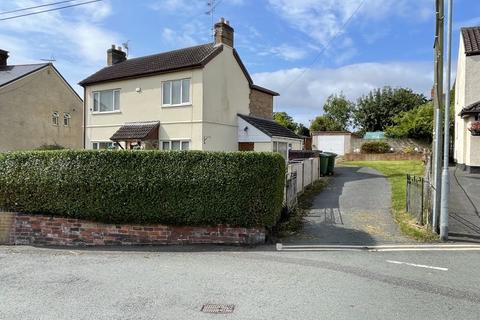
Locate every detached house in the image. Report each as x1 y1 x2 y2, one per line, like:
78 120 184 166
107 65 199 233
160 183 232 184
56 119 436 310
0 49 83 151
79 18 302 156
454 26 480 172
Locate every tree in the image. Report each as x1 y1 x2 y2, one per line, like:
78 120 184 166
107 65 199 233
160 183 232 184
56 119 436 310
273 112 297 132
354 87 427 132
310 115 343 132
296 123 310 136
385 102 434 141
323 93 354 130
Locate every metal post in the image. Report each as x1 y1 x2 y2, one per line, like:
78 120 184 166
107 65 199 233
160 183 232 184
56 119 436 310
440 0 453 241
432 0 444 232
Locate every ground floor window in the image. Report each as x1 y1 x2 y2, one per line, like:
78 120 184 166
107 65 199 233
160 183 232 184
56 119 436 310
92 141 117 150
161 140 190 150
273 141 288 159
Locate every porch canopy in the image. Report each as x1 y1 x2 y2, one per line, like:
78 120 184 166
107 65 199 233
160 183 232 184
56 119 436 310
110 121 159 149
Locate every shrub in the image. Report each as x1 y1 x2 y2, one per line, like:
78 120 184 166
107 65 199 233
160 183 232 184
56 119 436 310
361 141 391 154
0 150 285 228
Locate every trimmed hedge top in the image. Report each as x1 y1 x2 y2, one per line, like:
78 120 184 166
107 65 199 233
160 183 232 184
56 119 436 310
0 150 285 228
361 141 391 154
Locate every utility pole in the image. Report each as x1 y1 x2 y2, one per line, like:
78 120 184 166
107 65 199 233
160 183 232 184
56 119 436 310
432 0 444 233
440 0 453 241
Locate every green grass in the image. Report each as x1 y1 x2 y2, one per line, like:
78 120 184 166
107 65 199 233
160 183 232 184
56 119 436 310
345 161 438 242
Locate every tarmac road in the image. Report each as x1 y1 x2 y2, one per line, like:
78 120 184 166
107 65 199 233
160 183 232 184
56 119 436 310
1 245 480 320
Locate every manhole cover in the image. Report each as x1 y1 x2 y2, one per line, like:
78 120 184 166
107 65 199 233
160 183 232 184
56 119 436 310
201 304 235 314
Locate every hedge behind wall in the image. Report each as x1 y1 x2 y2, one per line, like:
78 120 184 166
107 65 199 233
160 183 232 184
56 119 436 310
0 150 285 227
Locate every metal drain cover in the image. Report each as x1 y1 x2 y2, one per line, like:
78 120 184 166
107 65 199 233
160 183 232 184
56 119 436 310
201 304 235 314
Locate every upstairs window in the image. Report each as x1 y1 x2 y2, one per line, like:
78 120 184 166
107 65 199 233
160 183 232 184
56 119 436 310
162 79 190 106
63 113 71 126
52 112 59 126
93 89 120 112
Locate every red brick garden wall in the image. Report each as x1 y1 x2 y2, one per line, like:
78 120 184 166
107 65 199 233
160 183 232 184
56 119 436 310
0 213 265 246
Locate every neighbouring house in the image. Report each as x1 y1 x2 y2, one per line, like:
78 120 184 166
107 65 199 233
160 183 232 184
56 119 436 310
79 18 302 154
311 131 354 155
0 49 83 151
454 26 480 173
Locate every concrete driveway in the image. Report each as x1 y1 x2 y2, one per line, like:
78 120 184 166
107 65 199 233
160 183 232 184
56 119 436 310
449 167 480 242
285 166 409 245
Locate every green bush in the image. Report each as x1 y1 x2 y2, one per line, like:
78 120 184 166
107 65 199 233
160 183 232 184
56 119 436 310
361 141 391 154
0 150 285 227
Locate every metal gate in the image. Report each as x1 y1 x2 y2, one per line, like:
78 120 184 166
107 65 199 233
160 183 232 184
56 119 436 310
406 174 431 225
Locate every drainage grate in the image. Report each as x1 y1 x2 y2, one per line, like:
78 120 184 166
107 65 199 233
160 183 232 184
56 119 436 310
201 304 235 314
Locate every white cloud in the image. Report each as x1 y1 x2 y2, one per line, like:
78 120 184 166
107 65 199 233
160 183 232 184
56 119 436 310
161 21 211 48
267 0 433 63
0 0 121 95
259 44 307 61
252 61 433 125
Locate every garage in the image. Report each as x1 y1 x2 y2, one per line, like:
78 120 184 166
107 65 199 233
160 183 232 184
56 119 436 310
311 131 353 155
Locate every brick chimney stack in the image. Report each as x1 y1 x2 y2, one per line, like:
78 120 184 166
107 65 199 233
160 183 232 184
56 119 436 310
214 17 234 47
107 44 126 66
0 49 9 67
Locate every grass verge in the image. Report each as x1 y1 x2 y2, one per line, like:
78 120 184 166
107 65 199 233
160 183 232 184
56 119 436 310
345 160 438 242
277 177 330 238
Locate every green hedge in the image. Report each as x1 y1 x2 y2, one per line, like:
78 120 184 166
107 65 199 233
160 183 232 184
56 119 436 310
0 150 285 227
361 141 391 154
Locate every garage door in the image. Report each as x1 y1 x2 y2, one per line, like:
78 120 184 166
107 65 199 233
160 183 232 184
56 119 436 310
315 135 345 155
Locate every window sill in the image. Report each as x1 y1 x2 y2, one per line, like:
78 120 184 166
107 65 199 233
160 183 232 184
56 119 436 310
92 111 121 115
161 103 192 108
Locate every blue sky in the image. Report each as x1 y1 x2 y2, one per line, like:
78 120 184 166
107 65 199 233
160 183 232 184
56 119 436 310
1 0 479 125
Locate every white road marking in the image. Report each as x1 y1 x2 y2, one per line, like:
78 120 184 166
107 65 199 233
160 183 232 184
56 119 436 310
386 259 448 271
276 243 480 252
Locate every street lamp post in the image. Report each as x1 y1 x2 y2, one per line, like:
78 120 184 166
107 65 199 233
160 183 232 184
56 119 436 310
440 0 453 241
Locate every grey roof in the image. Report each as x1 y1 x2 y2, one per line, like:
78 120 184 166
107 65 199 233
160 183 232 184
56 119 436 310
462 27 480 56
110 121 160 141
80 43 223 86
0 63 48 88
238 114 301 140
459 101 480 117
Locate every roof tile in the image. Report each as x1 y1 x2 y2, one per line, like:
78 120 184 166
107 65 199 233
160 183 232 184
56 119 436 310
238 114 301 140
80 43 222 86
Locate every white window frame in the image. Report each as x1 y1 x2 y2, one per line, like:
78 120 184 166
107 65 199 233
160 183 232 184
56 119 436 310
52 112 59 126
160 140 190 150
92 89 120 113
161 78 191 107
63 113 71 127
273 141 288 159
92 141 117 150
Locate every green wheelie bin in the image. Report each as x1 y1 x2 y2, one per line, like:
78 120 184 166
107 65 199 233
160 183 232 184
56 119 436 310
319 153 329 176
324 152 337 175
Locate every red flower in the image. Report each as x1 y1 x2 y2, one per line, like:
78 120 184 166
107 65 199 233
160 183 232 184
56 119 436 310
469 121 480 133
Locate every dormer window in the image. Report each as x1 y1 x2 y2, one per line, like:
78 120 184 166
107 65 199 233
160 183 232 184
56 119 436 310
93 89 120 113
162 79 190 106
63 113 71 126
52 112 59 126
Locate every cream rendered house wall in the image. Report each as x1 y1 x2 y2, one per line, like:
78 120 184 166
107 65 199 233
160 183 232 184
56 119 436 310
455 36 480 167
84 69 204 150
0 65 82 151
202 46 250 151
454 37 467 164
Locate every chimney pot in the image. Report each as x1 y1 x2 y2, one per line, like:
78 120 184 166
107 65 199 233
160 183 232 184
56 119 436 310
214 18 234 47
107 45 127 66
